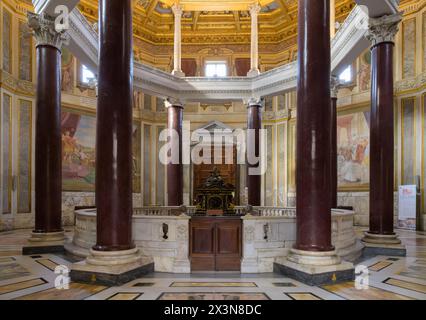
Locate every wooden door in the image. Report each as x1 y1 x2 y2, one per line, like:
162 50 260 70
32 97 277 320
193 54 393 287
190 217 242 271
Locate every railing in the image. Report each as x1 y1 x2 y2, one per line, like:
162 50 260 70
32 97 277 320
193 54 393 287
132 206 297 217
133 206 186 216
254 207 296 218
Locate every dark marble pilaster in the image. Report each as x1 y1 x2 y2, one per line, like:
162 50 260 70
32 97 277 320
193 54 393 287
295 0 333 252
93 0 134 252
23 12 68 254
166 99 184 206
330 76 339 209
246 98 263 206
362 14 405 255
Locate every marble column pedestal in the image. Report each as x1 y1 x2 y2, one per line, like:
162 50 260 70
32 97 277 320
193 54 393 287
274 249 354 286
362 232 406 257
22 231 65 255
70 248 154 286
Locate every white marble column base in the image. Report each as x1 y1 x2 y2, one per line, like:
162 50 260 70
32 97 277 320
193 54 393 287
276 249 354 275
72 248 153 275
362 232 402 246
27 231 65 244
172 69 185 77
247 69 260 77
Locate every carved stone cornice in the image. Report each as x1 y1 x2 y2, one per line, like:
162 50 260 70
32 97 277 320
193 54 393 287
395 72 426 94
0 70 36 96
27 12 69 51
366 13 403 46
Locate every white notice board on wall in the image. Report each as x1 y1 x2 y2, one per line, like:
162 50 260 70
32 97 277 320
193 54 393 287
398 185 417 230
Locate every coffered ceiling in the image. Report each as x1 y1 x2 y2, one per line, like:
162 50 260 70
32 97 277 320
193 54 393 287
77 0 356 45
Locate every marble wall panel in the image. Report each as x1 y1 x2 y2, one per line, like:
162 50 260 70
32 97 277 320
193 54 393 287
423 12 426 72
403 18 416 79
277 123 285 206
2 9 11 73
156 126 165 205
2 94 11 214
19 21 32 81
143 124 151 205
402 98 415 185
17 100 32 213
264 125 273 205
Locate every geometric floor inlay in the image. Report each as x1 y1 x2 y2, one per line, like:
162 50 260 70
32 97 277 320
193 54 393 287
170 282 257 287
106 292 143 300
1 228 426 300
368 261 393 272
157 292 270 300
35 259 59 271
0 263 31 281
15 283 107 300
322 281 413 300
272 282 297 287
286 293 322 300
0 278 47 295
383 278 426 294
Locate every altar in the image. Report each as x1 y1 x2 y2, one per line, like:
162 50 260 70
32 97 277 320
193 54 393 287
194 167 237 215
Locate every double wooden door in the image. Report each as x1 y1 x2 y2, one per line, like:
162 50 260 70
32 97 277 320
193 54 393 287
190 217 242 271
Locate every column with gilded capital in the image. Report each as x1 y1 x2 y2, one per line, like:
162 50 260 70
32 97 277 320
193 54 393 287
362 14 406 256
23 12 68 254
70 0 153 286
172 4 185 77
330 76 339 209
246 98 263 206
166 98 184 206
247 3 261 77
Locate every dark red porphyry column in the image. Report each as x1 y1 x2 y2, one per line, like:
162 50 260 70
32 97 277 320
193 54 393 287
94 0 134 251
26 13 68 247
166 99 184 206
364 14 403 249
246 98 263 206
330 77 339 209
295 0 333 252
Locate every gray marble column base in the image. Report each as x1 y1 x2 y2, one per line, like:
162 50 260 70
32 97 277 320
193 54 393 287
70 248 154 286
362 232 406 257
22 231 65 255
273 249 355 286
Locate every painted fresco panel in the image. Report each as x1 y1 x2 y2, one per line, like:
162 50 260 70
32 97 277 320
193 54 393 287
337 110 370 189
61 48 74 92
61 109 141 192
358 50 371 92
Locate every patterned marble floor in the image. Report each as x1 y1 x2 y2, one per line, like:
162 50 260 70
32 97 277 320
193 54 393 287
0 228 425 300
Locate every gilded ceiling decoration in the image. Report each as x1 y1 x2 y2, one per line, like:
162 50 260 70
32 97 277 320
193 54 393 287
78 0 356 45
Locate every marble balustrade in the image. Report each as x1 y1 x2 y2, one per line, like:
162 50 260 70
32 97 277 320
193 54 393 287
67 206 362 273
